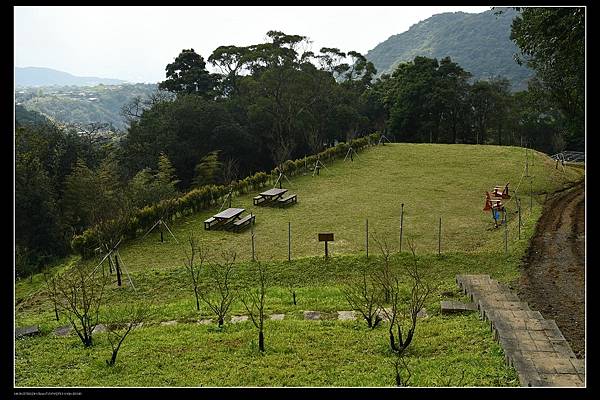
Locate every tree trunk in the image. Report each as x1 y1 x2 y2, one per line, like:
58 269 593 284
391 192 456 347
389 328 397 351
108 350 118 366
194 290 200 311
258 330 264 352
292 291 296 305
218 317 224 327
115 255 122 287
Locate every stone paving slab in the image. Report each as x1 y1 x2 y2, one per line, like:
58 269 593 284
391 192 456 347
455 274 584 387
197 319 213 325
337 311 356 321
54 325 72 336
160 320 178 326
231 315 249 323
270 314 285 321
303 311 321 320
15 325 40 338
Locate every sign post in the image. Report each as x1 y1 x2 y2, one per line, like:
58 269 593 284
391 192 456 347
318 233 334 258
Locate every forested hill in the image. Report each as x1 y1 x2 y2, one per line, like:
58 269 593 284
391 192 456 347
15 83 158 130
365 8 533 91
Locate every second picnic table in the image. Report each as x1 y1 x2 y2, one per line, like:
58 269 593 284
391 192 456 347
253 188 287 205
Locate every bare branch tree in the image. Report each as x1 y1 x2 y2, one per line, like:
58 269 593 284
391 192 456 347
371 232 393 303
105 303 152 366
240 262 267 352
376 238 431 354
43 272 60 321
392 353 412 387
51 263 109 347
221 157 240 186
183 235 208 311
198 250 237 327
287 282 297 305
271 132 295 170
120 96 145 125
342 266 381 329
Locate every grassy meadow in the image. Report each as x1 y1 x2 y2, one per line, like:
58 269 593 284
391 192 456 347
14 143 583 387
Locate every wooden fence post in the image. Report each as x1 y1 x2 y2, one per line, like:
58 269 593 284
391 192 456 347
366 218 369 258
400 203 404 253
504 211 508 256
438 217 442 256
251 215 255 262
517 197 521 240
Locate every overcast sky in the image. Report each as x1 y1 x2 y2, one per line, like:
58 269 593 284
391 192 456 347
14 6 492 83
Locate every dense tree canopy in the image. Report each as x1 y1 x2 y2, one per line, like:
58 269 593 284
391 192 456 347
510 7 585 149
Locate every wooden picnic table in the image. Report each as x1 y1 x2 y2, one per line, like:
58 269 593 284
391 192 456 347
214 207 245 221
259 188 288 201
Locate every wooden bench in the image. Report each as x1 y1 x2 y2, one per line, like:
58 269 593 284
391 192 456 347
277 194 297 207
253 195 266 206
204 217 218 230
233 214 255 231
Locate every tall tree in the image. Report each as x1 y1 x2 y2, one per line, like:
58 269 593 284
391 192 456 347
159 49 217 98
510 7 585 149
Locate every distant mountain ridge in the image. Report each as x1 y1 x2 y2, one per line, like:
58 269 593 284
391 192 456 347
15 67 126 87
366 8 533 91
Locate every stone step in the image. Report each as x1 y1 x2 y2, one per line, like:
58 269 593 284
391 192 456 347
440 300 478 314
454 273 583 387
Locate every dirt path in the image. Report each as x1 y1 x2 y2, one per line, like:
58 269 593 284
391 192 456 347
518 180 585 358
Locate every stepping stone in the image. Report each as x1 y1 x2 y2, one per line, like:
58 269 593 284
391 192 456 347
416 307 428 318
54 325 72 337
231 315 249 323
15 325 40 338
337 311 356 321
93 324 107 333
160 320 178 326
270 314 285 321
303 311 321 320
197 319 213 325
441 301 478 314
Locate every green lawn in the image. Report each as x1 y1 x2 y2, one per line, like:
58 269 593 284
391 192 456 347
113 143 582 271
14 143 583 387
16 315 517 387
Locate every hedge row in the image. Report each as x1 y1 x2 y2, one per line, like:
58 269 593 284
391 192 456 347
72 132 381 257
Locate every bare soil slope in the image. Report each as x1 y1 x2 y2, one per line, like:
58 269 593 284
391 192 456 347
518 181 585 358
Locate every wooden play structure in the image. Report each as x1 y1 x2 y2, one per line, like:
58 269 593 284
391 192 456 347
483 183 510 228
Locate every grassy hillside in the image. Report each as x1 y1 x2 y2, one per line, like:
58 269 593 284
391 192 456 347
111 143 580 270
14 143 583 387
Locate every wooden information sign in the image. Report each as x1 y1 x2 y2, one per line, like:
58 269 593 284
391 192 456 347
318 233 334 257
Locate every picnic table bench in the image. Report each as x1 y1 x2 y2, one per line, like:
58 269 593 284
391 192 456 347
233 213 255 231
204 217 218 230
277 193 297 207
